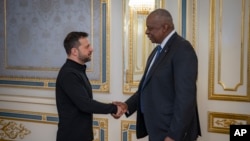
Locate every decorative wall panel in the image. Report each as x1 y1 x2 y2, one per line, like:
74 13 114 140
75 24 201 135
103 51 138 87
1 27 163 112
208 0 250 101
208 112 250 134
93 118 108 141
0 119 31 140
122 0 164 94
0 109 108 141
0 0 110 92
121 120 136 141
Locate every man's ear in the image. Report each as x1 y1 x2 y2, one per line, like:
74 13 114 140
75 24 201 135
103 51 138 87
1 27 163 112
163 24 168 32
71 48 78 56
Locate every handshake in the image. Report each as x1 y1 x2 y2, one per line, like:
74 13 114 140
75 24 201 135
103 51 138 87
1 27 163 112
112 101 128 119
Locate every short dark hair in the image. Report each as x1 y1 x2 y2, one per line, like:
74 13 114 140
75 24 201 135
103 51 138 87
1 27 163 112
63 31 88 55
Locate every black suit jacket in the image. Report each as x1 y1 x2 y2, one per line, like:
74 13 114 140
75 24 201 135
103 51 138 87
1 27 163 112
125 33 201 141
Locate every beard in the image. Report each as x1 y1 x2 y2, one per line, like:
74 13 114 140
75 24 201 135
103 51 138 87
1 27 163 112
78 52 91 63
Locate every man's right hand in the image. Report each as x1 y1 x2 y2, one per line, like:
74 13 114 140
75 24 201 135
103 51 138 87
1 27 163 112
111 101 128 119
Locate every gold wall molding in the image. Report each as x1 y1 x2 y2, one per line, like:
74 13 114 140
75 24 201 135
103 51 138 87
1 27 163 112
0 119 31 140
0 93 56 105
0 0 110 92
208 0 250 101
217 0 244 91
191 0 197 49
121 120 136 141
93 118 108 141
0 109 58 124
122 0 164 94
208 112 250 134
0 109 108 141
177 0 182 34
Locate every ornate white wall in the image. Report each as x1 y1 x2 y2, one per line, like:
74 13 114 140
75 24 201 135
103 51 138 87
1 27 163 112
0 0 249 141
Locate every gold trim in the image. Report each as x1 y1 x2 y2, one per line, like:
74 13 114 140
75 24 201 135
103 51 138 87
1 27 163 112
248 0 250 98
0 109 58 125
0 109 108 141
100 0 110 93
162 0 165 8
0 108 108 141
208 0 216 101
123 0 165 94
218 0 244 91
0 119 31 140
208 0 250 101
93 118 108 141
0 76 55 90
192 0 197 49
121 120 136 141
0 93 55 105
1 0 110 92
208 112 250 134
178 0 182 34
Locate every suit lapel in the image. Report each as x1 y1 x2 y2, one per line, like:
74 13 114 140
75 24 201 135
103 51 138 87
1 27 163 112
142 33 178 88
139 47 158 89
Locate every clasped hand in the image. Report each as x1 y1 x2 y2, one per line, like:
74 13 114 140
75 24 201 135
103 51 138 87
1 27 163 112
112 101 128 119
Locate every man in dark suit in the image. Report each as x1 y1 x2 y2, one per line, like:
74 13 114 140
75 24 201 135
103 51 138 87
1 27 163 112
56 31 123 141
114 9 201 141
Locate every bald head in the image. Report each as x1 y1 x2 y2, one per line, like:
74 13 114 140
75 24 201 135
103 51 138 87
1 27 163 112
148 8 174 29
145 9 175 44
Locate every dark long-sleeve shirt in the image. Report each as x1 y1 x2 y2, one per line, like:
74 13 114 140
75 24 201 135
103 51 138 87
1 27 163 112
56 59 117 141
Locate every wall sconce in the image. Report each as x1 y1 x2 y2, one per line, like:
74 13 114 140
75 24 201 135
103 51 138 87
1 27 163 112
129 0 155 13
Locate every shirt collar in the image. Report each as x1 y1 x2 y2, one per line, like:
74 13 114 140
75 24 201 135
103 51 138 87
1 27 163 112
160 29 176 48
66 59 87 72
